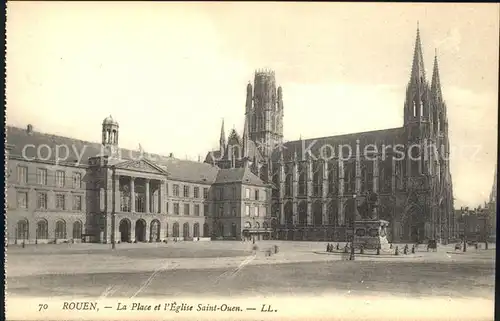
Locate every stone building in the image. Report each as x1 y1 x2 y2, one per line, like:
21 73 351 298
6 117 271 244
206 27 455 243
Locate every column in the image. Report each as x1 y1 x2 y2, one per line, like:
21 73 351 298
145 179 150 213
158 181 163 214
114 174 120 213
130 177 135 213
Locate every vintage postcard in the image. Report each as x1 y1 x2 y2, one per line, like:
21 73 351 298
4 2 498 321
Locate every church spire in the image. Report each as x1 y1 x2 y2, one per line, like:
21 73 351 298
410 23 426 85
243 114 249 158
431 49 443 102
219 119 226 155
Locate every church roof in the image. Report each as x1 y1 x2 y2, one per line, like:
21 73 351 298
270 127 405 162
6 125 219 184
214 166 266 186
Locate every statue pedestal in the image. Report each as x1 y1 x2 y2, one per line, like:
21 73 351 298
353 219 390 251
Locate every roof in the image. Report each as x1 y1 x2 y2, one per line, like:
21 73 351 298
270 127 405 162
6 125 219 184
214 167 266 186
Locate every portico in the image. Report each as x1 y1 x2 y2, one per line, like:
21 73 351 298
109 159 169 243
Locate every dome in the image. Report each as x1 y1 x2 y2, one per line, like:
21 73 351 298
102 115 118 126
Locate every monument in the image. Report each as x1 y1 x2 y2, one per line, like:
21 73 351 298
353 192 391 251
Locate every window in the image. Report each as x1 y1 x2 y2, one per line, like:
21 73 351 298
218 188 224 200
55 170 65 187
184 203 190 215
262 207 267 217
255 190 259 200
183 186 190 198
37 168 47 185
73 195 82 210
194 187 199 198
173 184 180 196
245 205 250 216
245 188 250 199
56 194 65 210
219 206 224 217
37 192 47 209
194 204 200 216
262 191 266 201
17 166 28 184
231 207 237 217
166 202 169 213
73 172 82 188
203 188 209 199
174 203 179 215
17 191 28 208
204 204 209 216
254 207 259 217
17 220 29 240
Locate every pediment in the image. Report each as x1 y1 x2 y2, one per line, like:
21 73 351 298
113 159 168 175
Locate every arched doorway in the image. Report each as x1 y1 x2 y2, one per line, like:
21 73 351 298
150 220 160 242
119 219 131 242
135 219 146 242
72 221 83 240
173 222 179 237
36 219 48 240
55 220 66 239
183 222 190 238
203 223 209 237
193 223 200 238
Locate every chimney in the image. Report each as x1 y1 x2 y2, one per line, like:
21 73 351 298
26 124 33 135
169 153 174 158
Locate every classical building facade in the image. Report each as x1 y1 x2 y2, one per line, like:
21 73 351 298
6 117 271 244
206 28 455 243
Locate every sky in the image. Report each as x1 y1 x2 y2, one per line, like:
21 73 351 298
6 2 499 208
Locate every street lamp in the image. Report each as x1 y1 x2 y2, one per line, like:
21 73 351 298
462 207 468 252
350 193 357 261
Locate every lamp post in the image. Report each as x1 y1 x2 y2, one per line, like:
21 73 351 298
350 193 357 260
462 207 468 252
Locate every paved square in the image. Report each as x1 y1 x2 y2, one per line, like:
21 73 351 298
6 241 495 300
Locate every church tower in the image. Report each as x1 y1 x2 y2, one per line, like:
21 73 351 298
247 69 284 158
404 26 433 178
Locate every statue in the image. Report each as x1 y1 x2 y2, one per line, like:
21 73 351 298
357 192 379 220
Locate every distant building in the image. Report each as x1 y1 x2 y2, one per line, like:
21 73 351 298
206 27 455 243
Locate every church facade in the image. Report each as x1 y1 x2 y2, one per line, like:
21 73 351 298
206 28 456 243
